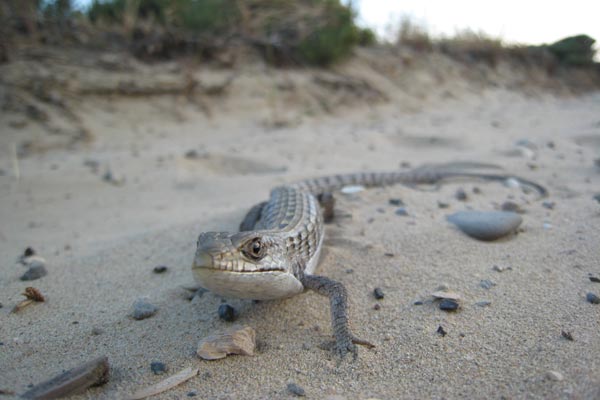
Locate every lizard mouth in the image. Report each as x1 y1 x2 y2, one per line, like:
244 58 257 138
192 254 284 273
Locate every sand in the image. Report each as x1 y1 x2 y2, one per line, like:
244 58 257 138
1 48 599 399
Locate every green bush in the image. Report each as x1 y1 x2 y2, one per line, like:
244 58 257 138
547 35 596 66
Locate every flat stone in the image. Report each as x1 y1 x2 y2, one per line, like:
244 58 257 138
447 211 522 241
431 291 461 300
480 279 496 290
197 326 256 360
373 287 385 299
132 299 158 320
20 265 47 281
545 370 564 381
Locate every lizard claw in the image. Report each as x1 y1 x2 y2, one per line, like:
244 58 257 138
334 334 375 361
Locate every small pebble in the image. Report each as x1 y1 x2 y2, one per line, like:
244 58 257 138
413 300 423 305
437 201 449 209
545 370 564 382
187 390 197 397
373 287 385 299
373 303 381 310
376 207 385 214
472 187 481 194
20 265 47 281
91 327 104 336
475 300 492 307
395 207 409 216
132 299 158 320
480 279 496 290
542 201 555 210
543 222 553 230
501 201 523 213
447 211 522 241
561 330 574 341
492 265 512 272
439 299 460 311
340 185 365 195
384 253 394 257
150 361 167 375
431 291 461 300
287 383 306 397
388 198 404 206
23 247 36 258
455 188 468 201
436 326 447 336
589 276 600 283
153 265 168 274
218 304 236 321
586 292 600 304
593 194 600 204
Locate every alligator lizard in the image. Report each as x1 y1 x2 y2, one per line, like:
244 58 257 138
192 162 546 358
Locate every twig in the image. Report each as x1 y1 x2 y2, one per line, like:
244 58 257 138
11 287 45 313
128 367 199 400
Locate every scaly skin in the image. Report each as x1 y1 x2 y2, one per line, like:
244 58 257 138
192 162 546 358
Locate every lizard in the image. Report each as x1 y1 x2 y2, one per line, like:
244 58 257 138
192 162 547 359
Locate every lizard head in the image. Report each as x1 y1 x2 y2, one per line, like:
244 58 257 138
192 231 304 300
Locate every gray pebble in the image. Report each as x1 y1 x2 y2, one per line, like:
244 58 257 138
132 299 158 320
492 265 512 272
586 292 600 304
437 326 447 336
437 201 449 209
439 299 460 311
150 361 168 375
388 198 404 206
373 287 385 299
589 276 600 283
218 304 236 321
395 207 409 216
545 370 564 382
187 390 197 397
594 194 600 204
91 327 104 335
20 265 47 281
287 383 306 397
501 201 523 213
480 279 496 290
413 300 423 305
447 211 522 241
153 265 168 274
542 201 555 210
455 188 468 201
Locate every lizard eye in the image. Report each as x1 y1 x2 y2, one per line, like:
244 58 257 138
243 238 265 261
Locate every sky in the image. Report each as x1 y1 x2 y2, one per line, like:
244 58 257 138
351 0 600 46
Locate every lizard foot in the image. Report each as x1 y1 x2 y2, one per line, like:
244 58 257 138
330 334 375 361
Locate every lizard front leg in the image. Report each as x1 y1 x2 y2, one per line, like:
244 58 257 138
300 274 374 359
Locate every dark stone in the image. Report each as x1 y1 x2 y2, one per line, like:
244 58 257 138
437 326 447 336
187 390 197 397
218 304 236 322
23 247 35 257
153 265 168 274
439 298 460 311
590 276 600 283
388 198 404 206
561 330 574 341
287 383 306 397
20 265 47 281
594 194 600 204
373 303 381 310
542 201 555 210
132 299 158 320
586 292 600 304
373 287 385 299
455 188 468 201
437 201 449 209
395 207 409 216
150 361 167 375
501 201 523 213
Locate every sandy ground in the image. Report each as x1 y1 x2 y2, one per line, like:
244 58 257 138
1 50 600 399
